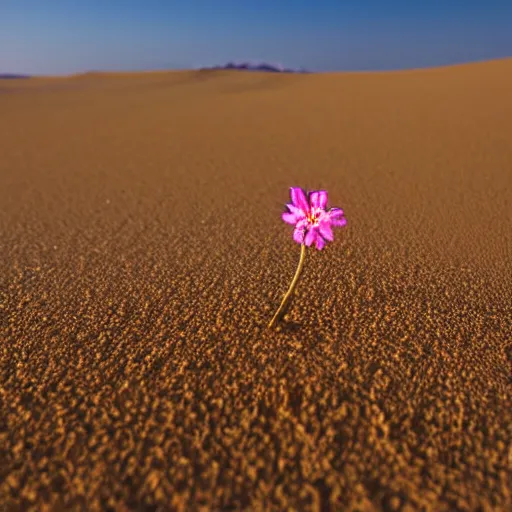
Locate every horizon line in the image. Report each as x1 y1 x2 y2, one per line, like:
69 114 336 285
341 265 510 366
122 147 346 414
2 56 511 79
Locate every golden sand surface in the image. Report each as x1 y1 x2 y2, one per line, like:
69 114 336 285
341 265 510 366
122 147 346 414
1 59 511 510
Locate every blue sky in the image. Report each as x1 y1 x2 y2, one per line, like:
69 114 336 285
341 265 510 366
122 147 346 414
1 0 511 75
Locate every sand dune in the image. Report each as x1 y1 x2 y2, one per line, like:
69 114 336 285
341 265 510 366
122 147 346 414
1 59 511 510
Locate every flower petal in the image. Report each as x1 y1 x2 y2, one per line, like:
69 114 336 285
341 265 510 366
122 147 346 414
290 187 309 214
286 203 306 218
315 236 325 250
327 208 346 227
328 208 344 219
318 220 334 241
293 227 305 244
282 212 298 225
331 217 347 227
304 227 318 247
309 190 328 209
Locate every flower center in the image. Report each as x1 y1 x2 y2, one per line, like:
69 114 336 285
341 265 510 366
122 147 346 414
307 209 321 226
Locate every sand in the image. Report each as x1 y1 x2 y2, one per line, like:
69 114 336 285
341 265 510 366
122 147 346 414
1 59 511 511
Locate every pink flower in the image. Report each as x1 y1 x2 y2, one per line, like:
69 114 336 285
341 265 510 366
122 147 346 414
281 187 347 250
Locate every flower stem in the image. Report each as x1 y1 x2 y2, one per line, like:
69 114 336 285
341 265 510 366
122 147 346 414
268 243 307 329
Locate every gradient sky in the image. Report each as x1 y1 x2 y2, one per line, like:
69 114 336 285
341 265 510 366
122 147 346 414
1 0 512 75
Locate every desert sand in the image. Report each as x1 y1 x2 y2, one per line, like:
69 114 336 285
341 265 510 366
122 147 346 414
1 59 511 511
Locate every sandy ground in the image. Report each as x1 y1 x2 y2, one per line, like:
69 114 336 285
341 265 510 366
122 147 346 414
1 59 511 511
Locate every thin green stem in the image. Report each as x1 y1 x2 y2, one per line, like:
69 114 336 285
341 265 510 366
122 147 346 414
268 243 307 329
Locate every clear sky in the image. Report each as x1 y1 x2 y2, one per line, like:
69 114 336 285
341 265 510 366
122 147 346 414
1 0 512 75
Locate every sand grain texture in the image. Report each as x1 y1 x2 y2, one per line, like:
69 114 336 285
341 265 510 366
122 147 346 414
1 59 512 511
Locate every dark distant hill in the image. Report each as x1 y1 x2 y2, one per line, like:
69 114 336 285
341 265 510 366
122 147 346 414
199 62 310 73
0 73 31 79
